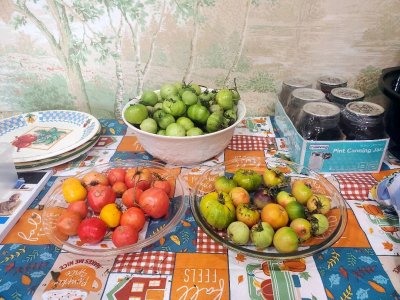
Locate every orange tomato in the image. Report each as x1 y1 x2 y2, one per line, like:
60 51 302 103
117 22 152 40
261 203 289 230
100 203 121 228
56 210 82 236
62 177 87 203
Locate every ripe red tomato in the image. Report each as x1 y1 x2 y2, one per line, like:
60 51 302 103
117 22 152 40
152 175 172 197
87 185 116 213
138 187 169 218
107 168 126 186
125 168 153 190
77 217 107 244
82 171 109 187
67 200 88 219
120 207 146 231
121 187 143 208
112 225 139 247
112 181 128 197
56 210 82 236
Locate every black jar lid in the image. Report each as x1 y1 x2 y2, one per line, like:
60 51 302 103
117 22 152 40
291 88 326 102
282 78 312 88
317 75 347 87
303 102 341 118
331 87 365 101
345 101 385 117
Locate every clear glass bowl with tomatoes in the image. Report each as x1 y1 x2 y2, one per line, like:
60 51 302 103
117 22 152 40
189 157 347 260
41 159 187 256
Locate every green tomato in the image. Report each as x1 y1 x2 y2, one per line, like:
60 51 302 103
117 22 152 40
140 118 158 133
140 90 158 106
232 169 263 192
224 109 237 125
158 114 175 129
210 104 224 115
215 176 237 193
216 88 234 110
124 103 148 125
153 109 166 123
199 191 236 230
182 90 198 106
165 123 186 136
160 83 178 99
186 127 204 136
162 99 186 117
189 83 201 95
187 103 210 125
206 112 228 133
250 222 274 250
157 129 166 135
154 102 163 110
231 89 240 105
176 116 194 131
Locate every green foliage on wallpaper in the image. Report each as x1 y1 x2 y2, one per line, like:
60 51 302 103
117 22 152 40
85 76 115 118
16 75 74 111
354 66 382 98
240 72 277 93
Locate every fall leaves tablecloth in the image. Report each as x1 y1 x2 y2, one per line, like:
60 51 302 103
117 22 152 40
0 117 399 300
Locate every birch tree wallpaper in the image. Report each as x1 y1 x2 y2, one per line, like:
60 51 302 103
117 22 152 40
0 0 399 118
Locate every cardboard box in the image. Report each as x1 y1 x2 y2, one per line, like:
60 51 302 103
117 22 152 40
274 101 389 173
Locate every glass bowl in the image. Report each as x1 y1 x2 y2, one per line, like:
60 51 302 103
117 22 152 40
42 159 187 256
189 157 347 260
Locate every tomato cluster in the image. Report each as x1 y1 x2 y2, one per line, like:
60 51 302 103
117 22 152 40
124 82 241 136
56 167 173 248
199 168 333 253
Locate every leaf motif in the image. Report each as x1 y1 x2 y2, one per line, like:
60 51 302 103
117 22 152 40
339 266 348 279
181 220 191 227
238 275 243 284
382 241 393 251
325 287 334 299
110 128 116 135
160 237 165 245
170 235 180 245
340 284 352 300
21 274 31 285
369 227 373 234
368 280 385 293
235 253 246 263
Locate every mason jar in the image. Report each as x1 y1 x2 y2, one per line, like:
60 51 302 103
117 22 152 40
286 88 326 125
279 78 312 108
317 75 347 97
340 101 386 140
328 87 365 110
296 102 342 140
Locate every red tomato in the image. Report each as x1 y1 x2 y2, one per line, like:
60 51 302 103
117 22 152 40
67 200 88 219
107 168 126 186
56 211 82 236
120 207 146 231
138 187 169 218
77 217 107 244
121 187 143 208
87 185 116 213
112 181 128 197
152 174 172 197
112 225 139 247
82 171 109 187
125 168 153 190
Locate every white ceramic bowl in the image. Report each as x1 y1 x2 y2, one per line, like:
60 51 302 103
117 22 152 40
121 98 246 165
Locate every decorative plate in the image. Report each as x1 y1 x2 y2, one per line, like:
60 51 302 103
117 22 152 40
0 110 100 163
14 132 100 171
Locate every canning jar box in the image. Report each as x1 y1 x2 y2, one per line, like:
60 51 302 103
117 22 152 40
274 101 389 173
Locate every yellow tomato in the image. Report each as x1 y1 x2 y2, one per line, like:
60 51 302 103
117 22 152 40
62 177 87 203
100 203 121 228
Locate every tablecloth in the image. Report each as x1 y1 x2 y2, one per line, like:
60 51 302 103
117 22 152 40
0 116 399 300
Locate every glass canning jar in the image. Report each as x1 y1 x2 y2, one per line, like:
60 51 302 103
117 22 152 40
317 75 347 96
286 88 326 125
279 78 312 108
327 87 365 110
340 101 386 140
296 102 342 141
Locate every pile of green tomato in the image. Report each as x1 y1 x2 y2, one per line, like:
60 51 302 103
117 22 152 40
123 82 241 136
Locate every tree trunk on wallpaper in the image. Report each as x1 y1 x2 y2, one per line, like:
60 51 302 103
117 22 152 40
183 0 200 83
224 0 251 86
10 0 91 113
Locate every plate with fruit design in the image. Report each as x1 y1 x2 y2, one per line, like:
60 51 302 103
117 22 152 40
0 110 100 163
41 160 187 256
189 157 347 260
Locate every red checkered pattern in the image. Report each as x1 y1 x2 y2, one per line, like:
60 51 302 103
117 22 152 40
196 227 227 254
227 135 277 151
112 251 175 274
334 173 377 200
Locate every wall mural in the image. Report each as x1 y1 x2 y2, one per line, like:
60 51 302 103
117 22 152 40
0 0 399 118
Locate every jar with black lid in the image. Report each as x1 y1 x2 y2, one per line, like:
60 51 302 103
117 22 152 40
279 78 312 108
340 101 386 140
296 102 342 141
286 88 326 125
317 75 347 97
328 87 365 110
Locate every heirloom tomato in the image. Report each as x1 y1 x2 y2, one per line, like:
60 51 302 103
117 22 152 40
125 168 153 190
112 225 139 247
199 192 236 230
56 211 82 236
232 169 262 192
87 185 116 213
120 207 146 231
122 187 143 208
100 203 122 228
138 187 170 218
77 217 107 244
236 203 260 228
152 174 172 197
67 200 88 219
62 177 87 203
82 171 109 187
107 168 126 185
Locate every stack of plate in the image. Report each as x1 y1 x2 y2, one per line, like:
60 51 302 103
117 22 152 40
0 110 101 171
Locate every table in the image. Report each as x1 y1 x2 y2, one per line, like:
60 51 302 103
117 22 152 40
0 116 399 300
